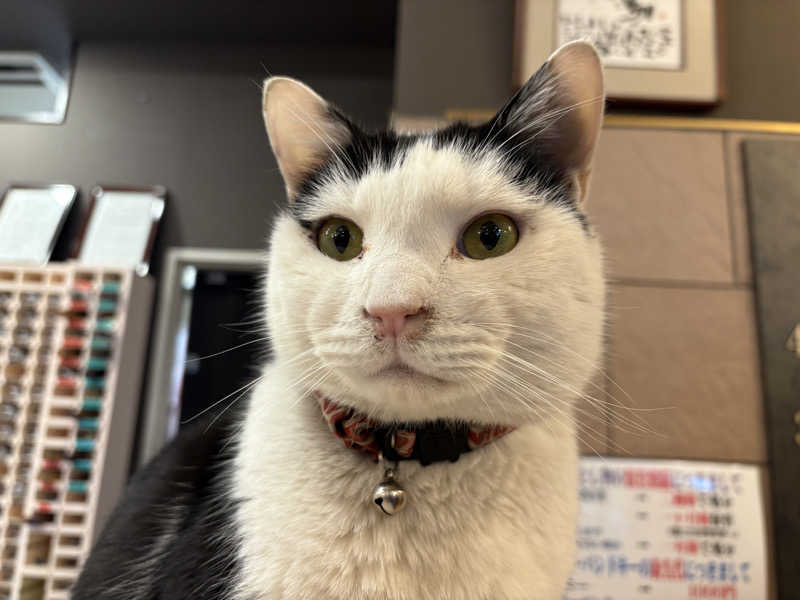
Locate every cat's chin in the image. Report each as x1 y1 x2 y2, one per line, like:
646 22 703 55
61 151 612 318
322 364 466 422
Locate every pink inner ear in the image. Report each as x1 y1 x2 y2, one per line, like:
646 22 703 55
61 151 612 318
262 77 352 199
547 42 605 173
498 41 604 207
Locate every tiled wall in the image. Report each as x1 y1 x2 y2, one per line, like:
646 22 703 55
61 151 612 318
579 127 770 462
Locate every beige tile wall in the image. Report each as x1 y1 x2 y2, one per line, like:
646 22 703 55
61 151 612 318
590 129 734 284
606 285 764 461
580 127 769 462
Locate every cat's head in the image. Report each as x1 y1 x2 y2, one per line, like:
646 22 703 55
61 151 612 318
262 41 606 427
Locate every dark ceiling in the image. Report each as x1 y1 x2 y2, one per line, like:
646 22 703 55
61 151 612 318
0 0 397 73
59 0 397 46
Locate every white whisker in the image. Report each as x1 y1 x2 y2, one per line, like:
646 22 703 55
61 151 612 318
185 336 270 363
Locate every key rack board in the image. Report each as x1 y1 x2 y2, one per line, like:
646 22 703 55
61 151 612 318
0 264 153 599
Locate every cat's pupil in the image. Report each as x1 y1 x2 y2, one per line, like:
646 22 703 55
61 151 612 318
479 221 501 251
333 225 350 253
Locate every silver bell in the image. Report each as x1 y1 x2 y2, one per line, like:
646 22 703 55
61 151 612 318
372 468 407 515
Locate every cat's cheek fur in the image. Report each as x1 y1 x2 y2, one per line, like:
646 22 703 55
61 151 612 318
265 215 326 363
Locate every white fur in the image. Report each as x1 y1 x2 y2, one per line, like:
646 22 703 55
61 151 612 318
232 132 606 599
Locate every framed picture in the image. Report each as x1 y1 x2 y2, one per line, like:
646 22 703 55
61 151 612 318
0 184 76 264
74 185 166 276
514 0 723 105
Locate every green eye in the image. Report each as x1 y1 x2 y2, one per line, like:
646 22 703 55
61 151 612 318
461 214 518 260
317 218 363 261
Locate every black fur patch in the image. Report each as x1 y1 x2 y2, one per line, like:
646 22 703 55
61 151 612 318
72 408 243 600
289 109 586 229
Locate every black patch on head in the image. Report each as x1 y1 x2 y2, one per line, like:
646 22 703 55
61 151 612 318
290 107 416 224
289 92 589 230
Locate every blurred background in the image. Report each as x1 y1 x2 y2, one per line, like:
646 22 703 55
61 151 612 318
0 1 798 599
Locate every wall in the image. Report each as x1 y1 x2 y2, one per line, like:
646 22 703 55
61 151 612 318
686 0 800 120
393 0 514 117
0 41 396 275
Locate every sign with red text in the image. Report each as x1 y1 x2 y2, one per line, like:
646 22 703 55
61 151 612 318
565 458 767 600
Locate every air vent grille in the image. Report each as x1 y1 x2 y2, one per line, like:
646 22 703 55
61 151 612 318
0 52 69 124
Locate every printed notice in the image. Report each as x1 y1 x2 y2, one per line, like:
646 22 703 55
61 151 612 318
0 186 74 264
558 0 683 70
564 458 767 600
79 191 163 270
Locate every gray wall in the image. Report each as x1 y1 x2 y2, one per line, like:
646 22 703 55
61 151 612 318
0 1 70 74
394 0 514 116
0 41 395 275
712 1 800 121
0 0 397 77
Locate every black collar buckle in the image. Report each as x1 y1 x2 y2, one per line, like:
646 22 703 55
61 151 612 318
378 422 471 466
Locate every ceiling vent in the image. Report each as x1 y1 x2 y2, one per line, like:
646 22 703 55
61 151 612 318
0 52 69 124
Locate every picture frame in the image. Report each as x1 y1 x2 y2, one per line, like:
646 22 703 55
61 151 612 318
514 0 724 105
74 185 166 276
0 183 77 264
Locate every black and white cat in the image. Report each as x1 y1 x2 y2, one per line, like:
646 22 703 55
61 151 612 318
74 41 606 600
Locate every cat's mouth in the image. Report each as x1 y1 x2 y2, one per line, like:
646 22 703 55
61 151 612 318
376 362 417 377
374 361 448 384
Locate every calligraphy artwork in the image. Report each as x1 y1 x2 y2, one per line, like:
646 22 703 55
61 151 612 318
557 0 683 70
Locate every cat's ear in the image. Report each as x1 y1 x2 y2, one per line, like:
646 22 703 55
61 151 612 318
497 41 604 206
262 77 352 200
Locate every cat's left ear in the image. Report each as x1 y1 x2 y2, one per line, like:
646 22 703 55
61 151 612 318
496 41 605 206
262 77 352 201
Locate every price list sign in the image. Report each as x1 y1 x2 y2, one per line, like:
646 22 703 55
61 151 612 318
565 458 767 600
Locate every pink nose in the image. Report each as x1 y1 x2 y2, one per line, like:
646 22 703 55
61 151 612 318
364 305 428 339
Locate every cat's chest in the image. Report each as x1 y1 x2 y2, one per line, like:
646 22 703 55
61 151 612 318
232 383 579 600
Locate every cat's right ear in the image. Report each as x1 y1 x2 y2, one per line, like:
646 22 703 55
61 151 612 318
262 77 352 201
493 41 605 207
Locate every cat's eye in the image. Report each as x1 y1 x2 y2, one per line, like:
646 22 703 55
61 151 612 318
461 214 518 260
317 218 364 261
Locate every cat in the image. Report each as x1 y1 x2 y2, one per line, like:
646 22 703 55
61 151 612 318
73 40 606 600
